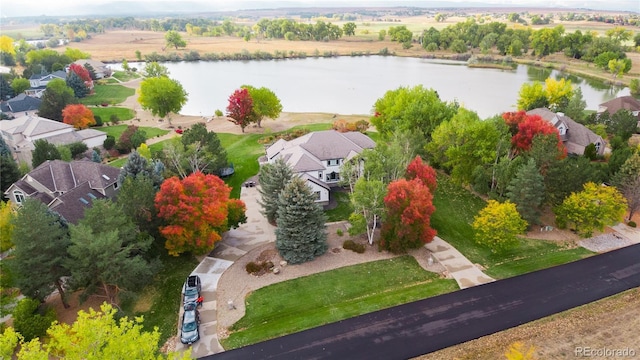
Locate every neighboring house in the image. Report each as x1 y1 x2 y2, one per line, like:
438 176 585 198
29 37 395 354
25 70 67 98
72 59 112 79
527 108 605 156
264 130 376 204
4 160 120 224
598 96 640 128
0 94 42 118
0 115 106 165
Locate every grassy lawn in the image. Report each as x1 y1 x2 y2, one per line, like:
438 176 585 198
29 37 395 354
107 157 127 168
91 107 135 121
123 253 200 345
431 175 593 279
217 132 264 199
222 256 458 349
110 70 142 82
80 84 135 106
97 125 169 139
325 190 353 222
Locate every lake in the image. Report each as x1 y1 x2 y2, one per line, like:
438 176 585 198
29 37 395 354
115 56 631 119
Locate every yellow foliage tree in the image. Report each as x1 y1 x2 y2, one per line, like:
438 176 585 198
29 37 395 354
0 201 15 252
544 78 573 112
137 143 152 159
0 35 15 55
473 200 527 252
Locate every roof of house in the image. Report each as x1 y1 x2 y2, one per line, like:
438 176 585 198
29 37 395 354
73 59 107 70
29 70 67 81
599 96 640 115
77 128 107 141
266 130 376 173
526 108 604 155
26 160 120 195
0 115 73 137
0 94 42 113
48 181 106 224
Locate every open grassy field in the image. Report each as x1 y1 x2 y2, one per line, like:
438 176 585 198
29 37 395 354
80 84 135 106
90 106 135 122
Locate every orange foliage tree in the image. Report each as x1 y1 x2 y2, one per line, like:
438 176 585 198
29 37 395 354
380 178 436 253
62 104 96 129
405 155 437 192
154 172 247 256
502 111 564 154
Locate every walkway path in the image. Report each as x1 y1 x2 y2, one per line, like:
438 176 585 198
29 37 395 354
425 237 495 289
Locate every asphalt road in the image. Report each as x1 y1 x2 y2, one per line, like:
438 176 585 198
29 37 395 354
205 244 640 360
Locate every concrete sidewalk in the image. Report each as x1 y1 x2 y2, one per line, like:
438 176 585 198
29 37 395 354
425 237 495 289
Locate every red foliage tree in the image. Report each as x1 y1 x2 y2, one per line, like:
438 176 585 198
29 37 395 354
226 88 256 133
62 104 96 129
405 155 437 192
154 172 247 256
69 63 92 84
502 110 529 135
505 112 564 154
380 178 437 253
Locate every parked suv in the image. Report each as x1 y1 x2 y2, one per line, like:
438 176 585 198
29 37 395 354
180 302 200 345
182 275 201 307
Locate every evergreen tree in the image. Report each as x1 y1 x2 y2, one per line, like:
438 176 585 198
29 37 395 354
258 157 293 224
83 63 98 80
1 154 21 195
117 175 160 236
9 199 71 307
91 149 102 163
0 136 10 156
67 200 154 304
66 71 89 98
563 87 587 123
611 152 640 221
32 139 61 168
117 150 163 188
507 158 545 226
275 177 327 264
0 74 14 100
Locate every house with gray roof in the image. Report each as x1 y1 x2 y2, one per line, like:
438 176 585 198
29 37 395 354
527 108 605 156
264 130 376 203
25 70 67 98
0 115 106 165
4 160 120 224
598 96 640 129
0 94 42 118
72 59 111 79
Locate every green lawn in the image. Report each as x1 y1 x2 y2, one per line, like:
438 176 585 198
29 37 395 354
325 190 353 222
431 175 593 279
91 107 135 122
222 256 458 349
107 157 127 168
110 70 141 82
80 84 135 106
97 125 169 139
217 132 264 199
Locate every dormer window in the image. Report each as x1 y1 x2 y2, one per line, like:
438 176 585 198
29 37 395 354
594 142 601 152
13 190 25 205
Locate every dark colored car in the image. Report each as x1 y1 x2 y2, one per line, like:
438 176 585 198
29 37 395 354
183 275 201 306
180 302 200 345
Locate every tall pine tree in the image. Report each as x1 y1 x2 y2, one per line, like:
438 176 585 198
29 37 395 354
258 157 293 224
507 158 545 226
9 199 71 308
275 177 327 264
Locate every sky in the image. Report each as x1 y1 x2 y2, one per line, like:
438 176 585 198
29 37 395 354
1 0 637 18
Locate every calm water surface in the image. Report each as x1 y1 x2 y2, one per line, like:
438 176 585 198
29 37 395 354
117 56 630 119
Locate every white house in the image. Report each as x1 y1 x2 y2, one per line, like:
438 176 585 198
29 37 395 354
0 115 106 165
264 130 376 204
72 59 112 79
25 70 67 98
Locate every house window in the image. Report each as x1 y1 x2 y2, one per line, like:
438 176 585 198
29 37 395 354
315 191 321 200
13 191 25 205
327 159 340 166
318 171 323 180
327 172 340 181
113 182 119 190
594 142 601 152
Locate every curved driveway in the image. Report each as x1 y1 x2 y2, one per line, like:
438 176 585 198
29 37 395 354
204 243 640 360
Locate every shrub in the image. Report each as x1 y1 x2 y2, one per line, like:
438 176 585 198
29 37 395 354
215 109 223 117
12 298 56 341
68 142 88 159
245 261 275 275
629 221 637 228
343 239 365 253
245 261 261 274
94 115 103 126
110 114 120 124
103 135 115 150
336 229 344 236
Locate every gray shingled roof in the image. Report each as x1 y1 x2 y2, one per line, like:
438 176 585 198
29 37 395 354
48 182 106 224
526 108 604 155
0 94 41 113
29 160 120 194
599 96 640 115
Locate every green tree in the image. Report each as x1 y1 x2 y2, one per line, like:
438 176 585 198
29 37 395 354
545 156 606 206
530 27 562 57
9 199 71 307
450 39 467 53
10 77 29 95
507 158 545 226
241 85 283 128
0 202 15 252
258 157 293 224
361 130 418 184
65 71 89 98
343 22 357 36
473 200 527 253
118 150 163 188
555 182 627 237
348 177 386 245
178 123 228 176
544 77 573 112
611 153 640 221
608 59 626 79
427 108 504 185
117 175 160 237
67 200 154 305
1 75 15 99
138 77 188 120
142 61 169 78
563 87 586 122
5 303 192 359
275 177 328 264
630 79 640 96
38 78 77 121
1 154 21 196
11 298 56 341
605 26 632 44
371 85 458 143
32 139 61 169
605 110 638 142
378 29 386 41
165 30 187 50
